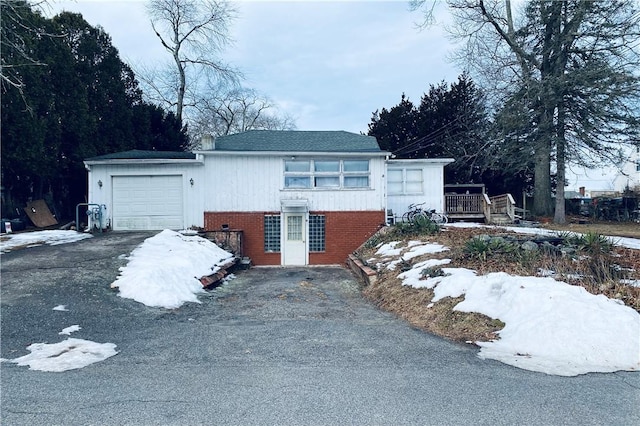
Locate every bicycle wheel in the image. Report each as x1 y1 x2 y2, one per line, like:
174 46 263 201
430 212 446 224
401 211 412 223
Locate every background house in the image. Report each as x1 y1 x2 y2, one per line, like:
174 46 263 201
84 130 453 266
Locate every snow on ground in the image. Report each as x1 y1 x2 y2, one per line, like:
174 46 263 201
387 232 640 377
110 229 234 309
0 230 92 253
3 229 234 372
4 227 639 376
59 325 81 335
2 338 118 372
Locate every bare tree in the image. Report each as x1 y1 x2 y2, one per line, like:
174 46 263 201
413 0 640 222
144 0 240 124
189 87 296 145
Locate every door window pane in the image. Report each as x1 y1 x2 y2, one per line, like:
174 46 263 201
287 216 303 241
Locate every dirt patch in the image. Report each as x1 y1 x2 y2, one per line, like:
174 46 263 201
355 224 640 344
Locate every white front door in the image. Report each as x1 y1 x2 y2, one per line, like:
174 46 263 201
283 213 307 265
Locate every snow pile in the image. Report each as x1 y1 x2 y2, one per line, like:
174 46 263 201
396 244 640 376
373 241 449 271
111 229 234 309
3 338 118 372
0 230 92 253
371 233 640 376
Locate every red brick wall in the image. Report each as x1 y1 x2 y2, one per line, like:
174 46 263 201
204 210 385 266
309 211 385 265
204 211 281 265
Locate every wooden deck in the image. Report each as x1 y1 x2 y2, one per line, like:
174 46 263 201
445 193 516 224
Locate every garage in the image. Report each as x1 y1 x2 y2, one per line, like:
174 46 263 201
112 175 184 230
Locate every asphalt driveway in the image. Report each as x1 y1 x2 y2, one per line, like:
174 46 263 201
1 231 639 425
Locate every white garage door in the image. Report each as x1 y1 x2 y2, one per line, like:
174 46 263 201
112 175 184 230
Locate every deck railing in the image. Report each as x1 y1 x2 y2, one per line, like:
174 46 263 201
445 192 515 223
489 194 516 221
444 194 484 215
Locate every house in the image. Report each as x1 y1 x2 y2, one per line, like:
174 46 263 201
386 159 455 223
84 130 451 266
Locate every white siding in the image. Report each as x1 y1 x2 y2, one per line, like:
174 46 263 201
86 162 204 229
201 155 387 212
386 160 452 221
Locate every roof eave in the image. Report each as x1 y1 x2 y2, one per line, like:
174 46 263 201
194 150 390 157
387 158 455 165
84 158 204 168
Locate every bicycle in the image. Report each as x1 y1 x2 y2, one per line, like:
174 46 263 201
401 203 448 224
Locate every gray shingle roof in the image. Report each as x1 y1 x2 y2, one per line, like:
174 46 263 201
86 150 196 161
212 130 382 152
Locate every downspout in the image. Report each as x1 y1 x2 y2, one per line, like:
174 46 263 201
384 155 390 225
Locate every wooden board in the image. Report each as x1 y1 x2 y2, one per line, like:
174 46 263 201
24 200 58 228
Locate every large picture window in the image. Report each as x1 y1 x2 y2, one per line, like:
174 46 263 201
388 168 423 195
284 159 369 189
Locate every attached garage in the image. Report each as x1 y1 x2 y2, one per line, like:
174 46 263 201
83 150 203 232
112 175 184 230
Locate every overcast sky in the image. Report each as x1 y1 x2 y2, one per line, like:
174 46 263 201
45 1 634 191
47 0 461 134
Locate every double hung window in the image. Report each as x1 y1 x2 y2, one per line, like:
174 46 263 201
388 168 423 195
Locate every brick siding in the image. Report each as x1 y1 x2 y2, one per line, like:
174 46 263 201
204 210 385 266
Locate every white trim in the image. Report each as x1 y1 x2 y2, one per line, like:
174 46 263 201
281 199 309 212
195 150 389 157
387 158 455 165
84 158 204 168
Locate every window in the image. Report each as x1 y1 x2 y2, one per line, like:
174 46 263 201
284 159 370 189
388 168 423 195
287 215 303 241
309 215 325 252
264 215 281 252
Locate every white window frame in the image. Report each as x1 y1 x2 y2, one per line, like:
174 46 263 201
283 159 370 190
388 168 424 195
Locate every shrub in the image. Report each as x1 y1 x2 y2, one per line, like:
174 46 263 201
576 232 615 255
464 236 517 261
391 215 440 237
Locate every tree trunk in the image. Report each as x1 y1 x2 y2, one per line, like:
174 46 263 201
533 142 553 216
554 103 567 224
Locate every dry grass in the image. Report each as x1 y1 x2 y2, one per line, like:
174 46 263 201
357 224 640 344
540 219 640 238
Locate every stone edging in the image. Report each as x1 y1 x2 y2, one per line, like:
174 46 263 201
346 254 377 286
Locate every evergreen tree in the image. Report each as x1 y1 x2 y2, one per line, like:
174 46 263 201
1 5 189 219
368 94 419 157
